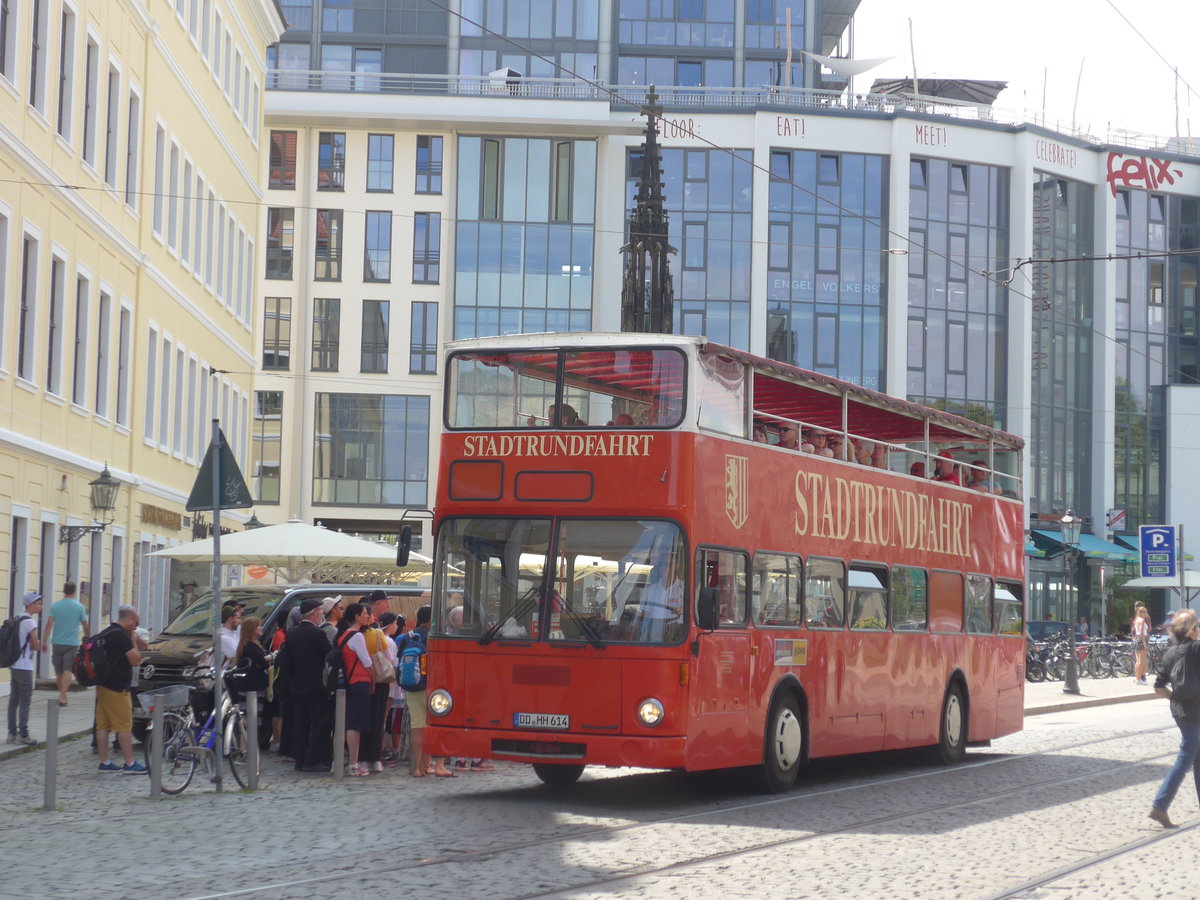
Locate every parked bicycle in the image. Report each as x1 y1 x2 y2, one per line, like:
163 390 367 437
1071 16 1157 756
140 667 257 794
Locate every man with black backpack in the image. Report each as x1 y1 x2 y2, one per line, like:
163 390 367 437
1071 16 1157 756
95 606 148 774
5 592 44 745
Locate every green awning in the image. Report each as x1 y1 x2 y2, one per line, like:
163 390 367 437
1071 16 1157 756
1031 530 1139 562
1114 533 1193 561
1025 541 1046 558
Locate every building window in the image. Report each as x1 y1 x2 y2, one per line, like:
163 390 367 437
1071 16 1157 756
167 143 179 249
322 0 352 32
144 326 157 440
481 138 501 219
18 234 38 382
152 125 164 234
312 393 429 506
115 305 130 426
124 91 140 208
361 299 389 373
311 297 340 371
252 391 283 503
82 37 98 165
46 256 64 394
262 297 291 370
29 0 47 111
265 207 294 279
367 133 393 192
56 8 75 139
415 135 442 194
412 212 440 283
317 131 345 190
95 291 110 416
314 209 342 280
410 301 437 374
269 130 297 189
0 0 14 83
104 65 120 188
72 276 89 406
364 211 391 282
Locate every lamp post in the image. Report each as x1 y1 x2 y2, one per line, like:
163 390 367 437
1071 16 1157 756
243 513 265 529
58 465 121 544
1060 507 1083 694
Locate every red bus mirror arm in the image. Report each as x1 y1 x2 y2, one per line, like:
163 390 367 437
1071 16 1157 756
397 525 412 567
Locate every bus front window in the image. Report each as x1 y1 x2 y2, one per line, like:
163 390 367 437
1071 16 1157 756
548 519 687 645
434 517 552 639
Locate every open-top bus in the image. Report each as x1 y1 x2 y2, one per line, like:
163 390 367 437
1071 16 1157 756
419 333 1025 790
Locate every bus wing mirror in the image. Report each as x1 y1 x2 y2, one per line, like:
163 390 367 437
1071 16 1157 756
397 525 412 567
696 587 719 631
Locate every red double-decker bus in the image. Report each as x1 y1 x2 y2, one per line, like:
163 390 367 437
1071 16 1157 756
419 333 1025 790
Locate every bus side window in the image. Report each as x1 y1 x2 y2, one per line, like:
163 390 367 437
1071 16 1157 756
805 557 845 629
699 548 749 626
753 553 803 627
848 566 888 630
965 574 992 635
891 566 928 631
994 582 1023 635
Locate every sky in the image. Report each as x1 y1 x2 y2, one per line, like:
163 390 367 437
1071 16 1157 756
851 0 1200 141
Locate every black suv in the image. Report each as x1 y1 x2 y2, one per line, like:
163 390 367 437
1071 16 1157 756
131 584 425 740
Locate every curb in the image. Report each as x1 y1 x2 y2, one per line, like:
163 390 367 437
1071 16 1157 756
1024 690 1159 717
0 727 94 762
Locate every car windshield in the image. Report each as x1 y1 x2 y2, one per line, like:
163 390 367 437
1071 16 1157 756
159 590 283 636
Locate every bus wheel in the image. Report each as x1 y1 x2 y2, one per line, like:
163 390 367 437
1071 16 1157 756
532 763 585 786
932 683 967 765
759 694 803 793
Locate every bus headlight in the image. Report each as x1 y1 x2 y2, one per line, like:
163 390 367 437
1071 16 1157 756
428 689 453 717
636 698 665 727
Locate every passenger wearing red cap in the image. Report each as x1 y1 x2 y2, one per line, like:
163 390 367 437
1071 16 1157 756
932 452 960 485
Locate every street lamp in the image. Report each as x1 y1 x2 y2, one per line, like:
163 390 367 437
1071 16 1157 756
244 513 265 529
59 465 121 545
1060 507 1083 694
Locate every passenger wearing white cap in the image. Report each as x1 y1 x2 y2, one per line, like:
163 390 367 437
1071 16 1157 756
6 591 44 745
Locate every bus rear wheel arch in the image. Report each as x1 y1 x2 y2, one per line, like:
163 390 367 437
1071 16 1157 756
532 762 585 786
758 688 806 793
931 678 968 765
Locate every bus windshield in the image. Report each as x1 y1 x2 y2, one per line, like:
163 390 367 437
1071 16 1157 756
446 347 686 428
434 517 687 645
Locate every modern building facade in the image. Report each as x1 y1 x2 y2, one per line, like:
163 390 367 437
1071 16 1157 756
255 1 1200 626
0 0 284 691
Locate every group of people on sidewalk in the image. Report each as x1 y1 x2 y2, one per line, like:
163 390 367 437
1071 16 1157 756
6 582 149 774
266 591 493 779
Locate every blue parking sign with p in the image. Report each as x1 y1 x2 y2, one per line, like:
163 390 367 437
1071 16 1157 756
1139 525 1177 578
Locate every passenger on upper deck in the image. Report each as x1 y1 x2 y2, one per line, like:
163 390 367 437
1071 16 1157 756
528 403 585 427
808 430 834 458
777 423 801 450
752 424 770 443
909 461 926 478
610 413 635 427
964 459 1002 494
932 452 960 486
871 443 888 469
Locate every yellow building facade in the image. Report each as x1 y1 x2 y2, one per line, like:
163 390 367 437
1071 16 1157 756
0 0 283 690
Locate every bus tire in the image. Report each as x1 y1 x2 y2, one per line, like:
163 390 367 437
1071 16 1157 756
758 693 804 793
532 763 585 786
931 682 967 765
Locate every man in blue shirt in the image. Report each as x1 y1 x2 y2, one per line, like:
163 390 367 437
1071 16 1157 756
44 581 89 707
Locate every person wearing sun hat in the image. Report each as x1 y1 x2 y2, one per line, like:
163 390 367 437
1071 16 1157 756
932 451 961 486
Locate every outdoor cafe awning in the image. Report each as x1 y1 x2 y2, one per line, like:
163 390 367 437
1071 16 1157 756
1029 530 1139 562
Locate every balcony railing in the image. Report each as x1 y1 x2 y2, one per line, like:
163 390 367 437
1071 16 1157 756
266 70 1197 155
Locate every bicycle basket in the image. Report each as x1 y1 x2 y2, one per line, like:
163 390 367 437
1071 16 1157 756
135 684 191 714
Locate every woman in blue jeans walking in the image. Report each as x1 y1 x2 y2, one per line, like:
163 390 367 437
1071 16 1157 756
1150 608 1200 828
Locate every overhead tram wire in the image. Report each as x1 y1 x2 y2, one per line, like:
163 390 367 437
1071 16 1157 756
423 0 1200 388
1104 0 1200 109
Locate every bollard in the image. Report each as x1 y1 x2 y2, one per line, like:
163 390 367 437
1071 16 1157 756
332 688 346 781
43 699 59 811
149 701 164 799
246 692 259 790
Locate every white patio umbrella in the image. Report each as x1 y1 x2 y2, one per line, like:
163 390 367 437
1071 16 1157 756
150 517 432 583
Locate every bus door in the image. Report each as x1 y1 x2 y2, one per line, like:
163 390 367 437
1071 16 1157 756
690 549 752 768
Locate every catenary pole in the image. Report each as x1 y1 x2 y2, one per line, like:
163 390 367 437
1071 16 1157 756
210 418 224 792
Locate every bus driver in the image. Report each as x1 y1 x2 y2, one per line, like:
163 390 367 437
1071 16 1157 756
633 554 686 642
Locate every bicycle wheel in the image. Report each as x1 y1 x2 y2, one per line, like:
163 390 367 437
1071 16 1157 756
145 711 197 795
224 710 257 789
1025 658 1047 683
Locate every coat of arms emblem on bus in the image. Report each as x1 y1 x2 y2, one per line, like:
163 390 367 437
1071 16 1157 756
724 454 749 529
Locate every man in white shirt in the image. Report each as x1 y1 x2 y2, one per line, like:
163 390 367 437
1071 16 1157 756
219 603 242 663
7 591 44 745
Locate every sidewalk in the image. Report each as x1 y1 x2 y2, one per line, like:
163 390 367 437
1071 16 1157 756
1022 675 1160 716
2 676 1161 762
2 685 99 760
